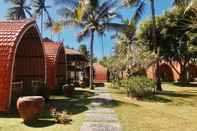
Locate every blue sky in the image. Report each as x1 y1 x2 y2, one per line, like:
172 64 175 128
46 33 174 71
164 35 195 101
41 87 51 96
0 0 173 59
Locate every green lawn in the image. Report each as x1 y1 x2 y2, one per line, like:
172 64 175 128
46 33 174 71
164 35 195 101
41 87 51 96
107 83 197 131
0 88 94 131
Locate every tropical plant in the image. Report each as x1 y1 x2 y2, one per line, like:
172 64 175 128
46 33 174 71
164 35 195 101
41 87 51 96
122 0 191 91
79 44 89 59
56 0 129 89
184 0 197 30
121 76 156 99
32 0 52 35
6 0 32 20
138 7 197 83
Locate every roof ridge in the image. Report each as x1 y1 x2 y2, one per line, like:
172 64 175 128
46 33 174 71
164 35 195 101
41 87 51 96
0 19 35 23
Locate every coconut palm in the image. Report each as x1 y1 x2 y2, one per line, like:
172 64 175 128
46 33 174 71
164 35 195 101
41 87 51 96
7 0 32 20
57 0 129 89
122 0 191 91
185 0 197 30
32 0 52 35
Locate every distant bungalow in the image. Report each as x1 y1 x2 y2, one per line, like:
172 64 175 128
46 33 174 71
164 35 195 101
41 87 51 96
146 60 197 82
64 48 89 86
93 63 108 85
43 38 66 94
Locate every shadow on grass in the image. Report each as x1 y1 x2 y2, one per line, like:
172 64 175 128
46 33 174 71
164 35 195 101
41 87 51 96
24 119 55 128
173 82 197 87
158 90 196 98
145 95 172 103
43 89 94 117
0 112 19 118
90 97 140 108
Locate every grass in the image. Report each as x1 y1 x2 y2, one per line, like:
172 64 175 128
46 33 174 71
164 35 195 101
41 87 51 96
107 83 197 131
0 88 94 131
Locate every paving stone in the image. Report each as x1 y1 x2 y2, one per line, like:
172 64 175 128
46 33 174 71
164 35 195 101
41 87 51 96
80 122 122 131
85 113 118 122
80 86 122 131
86 108 115 114
91 102 102 106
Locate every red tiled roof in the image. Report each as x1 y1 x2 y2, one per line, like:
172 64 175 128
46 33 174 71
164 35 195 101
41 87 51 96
43 38 65 91
65 48 89 62
0 19 41 112
65 48 81 55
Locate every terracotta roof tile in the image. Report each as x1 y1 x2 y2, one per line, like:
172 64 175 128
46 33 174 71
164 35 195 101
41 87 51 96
65 48 81 55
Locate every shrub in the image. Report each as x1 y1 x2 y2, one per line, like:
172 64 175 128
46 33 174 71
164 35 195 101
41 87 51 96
121 76 156 99
48 105 72 124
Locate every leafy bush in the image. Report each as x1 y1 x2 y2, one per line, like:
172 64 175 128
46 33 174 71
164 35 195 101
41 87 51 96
121 76 156 99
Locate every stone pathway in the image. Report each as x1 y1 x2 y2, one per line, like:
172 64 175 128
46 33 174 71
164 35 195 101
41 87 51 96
80 87 122 131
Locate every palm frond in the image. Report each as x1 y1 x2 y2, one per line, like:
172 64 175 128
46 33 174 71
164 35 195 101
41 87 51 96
59 19 84 28
44 8 52 22
77 28 91 42
45 19 53 29
95 0 120 21
131 1 145 24
25 7 32 17
103 23 130 31
173 0 191 6
122 0 139 7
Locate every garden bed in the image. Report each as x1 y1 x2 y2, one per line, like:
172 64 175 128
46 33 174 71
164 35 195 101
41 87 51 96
0 88 94 131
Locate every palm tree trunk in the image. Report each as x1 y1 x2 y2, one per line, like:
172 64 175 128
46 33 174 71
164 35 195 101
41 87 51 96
41 10 44 36
90 30 95 90
150 0 162 91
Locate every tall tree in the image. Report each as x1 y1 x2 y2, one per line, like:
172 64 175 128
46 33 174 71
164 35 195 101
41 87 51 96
7 0 32 20
138 7 197 83
56 0 129 89
32 0 52 35
184 0 197 30
122 0 191 91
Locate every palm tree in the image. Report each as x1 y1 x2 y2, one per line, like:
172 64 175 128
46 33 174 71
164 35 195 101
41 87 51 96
122 0 191 91
7 0 32 20
185 0 197 30
32 0 52 35
57 0 129 89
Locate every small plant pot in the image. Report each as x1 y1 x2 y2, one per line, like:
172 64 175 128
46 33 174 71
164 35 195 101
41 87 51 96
17 96 45 123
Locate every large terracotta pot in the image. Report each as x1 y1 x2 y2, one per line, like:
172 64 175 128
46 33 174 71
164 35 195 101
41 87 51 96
17 96 45 123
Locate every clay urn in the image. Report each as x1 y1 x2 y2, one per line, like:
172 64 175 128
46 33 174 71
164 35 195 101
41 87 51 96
17 96 45 123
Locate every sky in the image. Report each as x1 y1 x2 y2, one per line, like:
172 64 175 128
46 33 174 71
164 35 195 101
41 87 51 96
0 0 173 59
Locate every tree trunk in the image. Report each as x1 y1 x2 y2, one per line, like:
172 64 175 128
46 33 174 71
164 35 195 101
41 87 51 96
41 10 44 36
150 0 162 91
179 60 189 84
89 30 95 90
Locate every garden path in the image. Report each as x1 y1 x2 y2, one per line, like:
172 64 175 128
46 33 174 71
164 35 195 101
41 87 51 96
80 86 122 131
